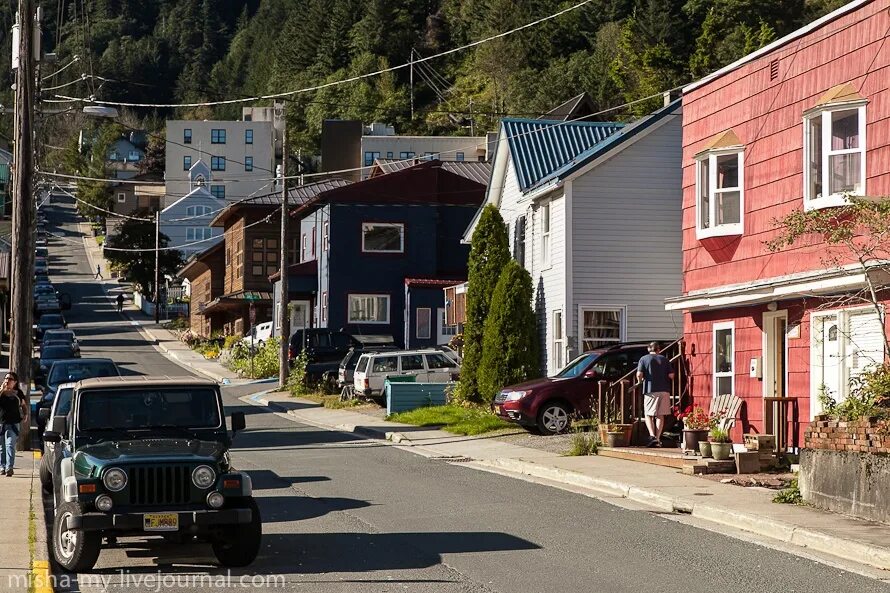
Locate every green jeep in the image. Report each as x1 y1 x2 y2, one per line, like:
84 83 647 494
43 376 261 572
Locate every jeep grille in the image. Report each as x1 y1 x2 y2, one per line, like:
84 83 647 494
128 465 192 506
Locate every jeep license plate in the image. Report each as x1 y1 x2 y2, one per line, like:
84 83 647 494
144 513 179 531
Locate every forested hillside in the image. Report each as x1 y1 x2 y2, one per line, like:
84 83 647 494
0 0 850 153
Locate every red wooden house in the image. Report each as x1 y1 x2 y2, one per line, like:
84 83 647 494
666 0 890 449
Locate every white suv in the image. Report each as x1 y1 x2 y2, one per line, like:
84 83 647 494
354 350 460 397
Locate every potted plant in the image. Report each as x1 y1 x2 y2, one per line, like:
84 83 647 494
709 427 733 460
679 405 711 453
599 401 631 447
698 439 712 458
604 422 628 447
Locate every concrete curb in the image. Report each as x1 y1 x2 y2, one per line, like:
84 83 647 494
29 452 52 593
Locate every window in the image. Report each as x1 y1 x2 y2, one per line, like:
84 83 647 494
364 151 381 167
714 322 734 397
235 239 243 277
804 104 866 209
425 353 453 369
186 205 212 216
441 309 457 336
422 152 436 160
109 151 120 161
311 226 316 257
513 215 526 265
184 129 192 144
348 294 390 324
211 156 226 171
362 222 404 253
456 152 465 161
322 292 328 322
128 150 140 161
250 237 279 277
288 236 298 265
210 185 225 200
211 129 226 144
301 234 306 261
183 155 192 171
580 307 624 350
386 152 393 158
540 203 551 268
186 227 213 241
245 156 253 172
416 308 431 340
245 129 253 144
401 354 425 372
696 149 744 237
372 356 398 373
552 310 564 371
117 193 126 203
399 152 415 159
322 221 329 252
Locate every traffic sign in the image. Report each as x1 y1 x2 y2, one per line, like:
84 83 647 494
244 292 261 302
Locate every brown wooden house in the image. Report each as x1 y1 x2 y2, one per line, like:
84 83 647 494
177 241 225 337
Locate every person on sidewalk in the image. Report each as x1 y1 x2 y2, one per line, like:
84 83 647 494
636 342 674 448
94 264 102 279
0 372 28 476
116 293 124 312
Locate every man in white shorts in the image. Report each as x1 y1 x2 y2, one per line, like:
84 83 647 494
636 342 675 447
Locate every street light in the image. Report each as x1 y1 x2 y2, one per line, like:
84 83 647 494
82 105 119 119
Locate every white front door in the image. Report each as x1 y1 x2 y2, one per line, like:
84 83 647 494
290 301 310 332
815 314 841 401
437 308 448 345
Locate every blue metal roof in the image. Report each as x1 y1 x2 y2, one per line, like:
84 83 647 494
502 118 624 192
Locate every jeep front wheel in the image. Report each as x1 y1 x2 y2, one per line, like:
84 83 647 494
53 502 101 573
212 499 262 567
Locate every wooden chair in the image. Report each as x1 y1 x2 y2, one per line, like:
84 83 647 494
710 393 743 432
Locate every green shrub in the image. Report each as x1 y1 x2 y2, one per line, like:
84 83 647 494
456 205 510 404
286 350 311 396
818 364 890 422
773 478 804 505
566 430 599 456
477 260 539 402
230 337 280 378
222 335 240 351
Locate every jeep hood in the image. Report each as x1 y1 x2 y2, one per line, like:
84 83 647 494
75 438 225 467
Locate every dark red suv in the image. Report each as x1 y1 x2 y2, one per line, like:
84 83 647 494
492 343 651 435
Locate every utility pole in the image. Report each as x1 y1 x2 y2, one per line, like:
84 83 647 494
154 210 160 324
278 124 289 389
11 0 35 451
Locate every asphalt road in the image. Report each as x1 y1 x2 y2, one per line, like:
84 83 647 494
40 195 890 593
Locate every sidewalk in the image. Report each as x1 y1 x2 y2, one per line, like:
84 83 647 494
247 389 890 576
78 218 240 384
0 452 47 592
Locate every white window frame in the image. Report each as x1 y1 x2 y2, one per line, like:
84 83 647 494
186 227 211 242
322 291 328 322
348 294 390 324
552 310 564 372
577 305 626 352
695 148 744 239
540 202 551 269
117 192 126 203
713 321 735 398
416 308 431 340
322 221 329 252
361 222 404 253
803 102 867 211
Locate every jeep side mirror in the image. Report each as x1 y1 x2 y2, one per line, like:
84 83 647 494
231 411 246 435
43 431 61 443
38 407 51 423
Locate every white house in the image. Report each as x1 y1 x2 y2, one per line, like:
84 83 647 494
159 160 225 258
465 99 684 375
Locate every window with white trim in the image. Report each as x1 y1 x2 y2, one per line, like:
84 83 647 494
186 227 213 241
696 149 744 237
117 192 126 203
416 308 431 339
301 234 306 261
580 307 623 351
362 223 404 253
804 103 866 209
552 310 564 371
186 205 212 216
348 294 389 324
322 221 329 252
713 322 735 397
322 292 328 322
540 202 551 268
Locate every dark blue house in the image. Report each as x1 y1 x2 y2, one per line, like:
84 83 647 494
276 160 487 349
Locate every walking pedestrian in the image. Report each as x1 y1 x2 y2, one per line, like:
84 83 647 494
0 372 28 476
116 293 124 312
636 342 675 448
94 264 102 279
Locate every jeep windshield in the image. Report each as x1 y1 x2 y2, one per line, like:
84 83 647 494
77 387 222 431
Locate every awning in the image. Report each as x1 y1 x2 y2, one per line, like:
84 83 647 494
200 290 272 314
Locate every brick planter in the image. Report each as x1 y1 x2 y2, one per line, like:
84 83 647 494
800 416 890 524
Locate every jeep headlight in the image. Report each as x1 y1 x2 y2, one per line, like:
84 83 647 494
192 465 216 489
504 390 531 402
103 468 127 492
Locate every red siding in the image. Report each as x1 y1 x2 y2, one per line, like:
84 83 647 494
681 2 890 293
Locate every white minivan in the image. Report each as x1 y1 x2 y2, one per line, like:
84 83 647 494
353 350 460 397
243 321 273 348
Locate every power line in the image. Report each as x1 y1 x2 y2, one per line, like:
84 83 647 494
49 0 595 109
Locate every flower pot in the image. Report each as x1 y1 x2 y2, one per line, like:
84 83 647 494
605 431 628 448
711 442 733 461
682 429 709 452
698 440 712 458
